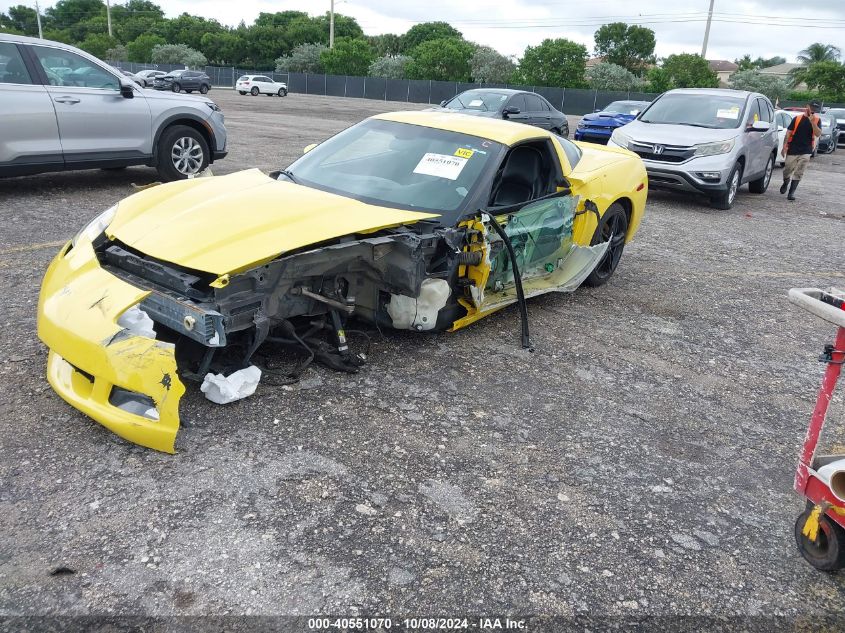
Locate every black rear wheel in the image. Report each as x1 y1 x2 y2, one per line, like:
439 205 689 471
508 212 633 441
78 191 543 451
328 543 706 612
583 202 628 287
171 82 181 93
200 84 209 94
251 86 259 96
795 508 845 571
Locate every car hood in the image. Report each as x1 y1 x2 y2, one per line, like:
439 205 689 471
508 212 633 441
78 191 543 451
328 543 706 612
622 121 741 145
107 169 440 276
581 112 636 127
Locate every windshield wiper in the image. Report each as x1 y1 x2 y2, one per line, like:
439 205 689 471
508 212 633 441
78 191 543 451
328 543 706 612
277 169 299 184
676 122 718 129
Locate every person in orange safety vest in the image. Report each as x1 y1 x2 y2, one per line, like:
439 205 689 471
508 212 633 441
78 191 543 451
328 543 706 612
780 100 822 201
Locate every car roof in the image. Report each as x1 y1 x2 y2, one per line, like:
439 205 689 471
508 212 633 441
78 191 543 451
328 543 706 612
666 88 757 100
374 110 550 146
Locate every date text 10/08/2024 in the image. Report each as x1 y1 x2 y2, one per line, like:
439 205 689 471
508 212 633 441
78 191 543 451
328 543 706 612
307 617 528 630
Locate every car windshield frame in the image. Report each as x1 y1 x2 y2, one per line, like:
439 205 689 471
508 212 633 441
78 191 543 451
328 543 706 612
283 118 506 223
445 90 510 112
639 93 748 129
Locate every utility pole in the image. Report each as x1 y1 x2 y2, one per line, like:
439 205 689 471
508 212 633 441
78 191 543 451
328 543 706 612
329 0 335 48
701 0 715 58
34 1 43 39
106 0 112 37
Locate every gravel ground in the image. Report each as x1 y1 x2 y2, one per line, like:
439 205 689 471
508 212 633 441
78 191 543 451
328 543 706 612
1 89 845 626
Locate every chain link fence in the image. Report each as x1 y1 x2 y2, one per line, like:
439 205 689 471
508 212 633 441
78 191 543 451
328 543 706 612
111 62 845 115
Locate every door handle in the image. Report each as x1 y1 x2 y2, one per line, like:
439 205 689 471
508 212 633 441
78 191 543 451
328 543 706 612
54 96 80 104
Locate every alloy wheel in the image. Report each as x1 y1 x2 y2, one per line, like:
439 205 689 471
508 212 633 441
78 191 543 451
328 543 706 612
728 169 740 205
171 137 204 175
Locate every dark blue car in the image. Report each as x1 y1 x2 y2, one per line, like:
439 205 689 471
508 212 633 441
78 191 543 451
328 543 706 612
574 100 650 144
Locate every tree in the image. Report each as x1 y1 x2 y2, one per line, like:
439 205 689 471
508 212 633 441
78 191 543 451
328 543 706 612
319 37 374 76
518 38 588 88
735 54 786 71
401 21 462 54
162 13 224 52
586 62 645 91
406 37 475 82
79 33 119 59
5 5 41 36
470 46 516 84
593 22 656 75
275 43 326 73
797 43 841 65
314 12 363 41
368 33 402 58
45 0 104 31
369 55 411 79
649 54 718 90
803 61 845 101
728 69 791 101
150 43 207 68
105 44 129 61
127 34 166 62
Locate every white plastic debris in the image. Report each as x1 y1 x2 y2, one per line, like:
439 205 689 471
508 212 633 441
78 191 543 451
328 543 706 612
117 305 156 339
200 365 262 404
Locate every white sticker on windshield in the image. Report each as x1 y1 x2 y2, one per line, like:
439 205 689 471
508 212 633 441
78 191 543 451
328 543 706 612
469 99 484 107
413 153 468 180
717 107 740 119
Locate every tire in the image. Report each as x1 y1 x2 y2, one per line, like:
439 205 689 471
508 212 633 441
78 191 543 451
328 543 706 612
238 91 247 95
583 202 628 288
710 162 742 210
277 88 286 97
155 125 210 182
171 82 181 93
251 86 259 96
200 84 209 94
551 127 561 136
795 508 845 571
749 154 774 193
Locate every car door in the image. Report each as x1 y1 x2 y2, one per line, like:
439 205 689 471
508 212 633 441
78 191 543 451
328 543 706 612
30 44 153 164
458 141 608 318
255 76 271 94
503 94 529 124
743 98 765 178
0 41 63 174
525 94 552 129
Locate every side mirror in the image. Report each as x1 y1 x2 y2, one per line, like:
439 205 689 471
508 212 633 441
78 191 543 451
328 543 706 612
749 120 770 132
439 100 447 107
503 106 520 117
303 143 317 154
594 108 601 113
119 79 134 99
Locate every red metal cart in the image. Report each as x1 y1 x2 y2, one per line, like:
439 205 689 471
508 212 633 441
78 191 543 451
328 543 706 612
789 287 845 571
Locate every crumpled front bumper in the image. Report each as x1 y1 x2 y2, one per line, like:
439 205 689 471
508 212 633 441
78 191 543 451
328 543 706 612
37 240 185 453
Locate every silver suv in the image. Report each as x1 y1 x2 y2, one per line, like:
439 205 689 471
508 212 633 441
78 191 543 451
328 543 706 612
0 34 227 181
608 88 777 209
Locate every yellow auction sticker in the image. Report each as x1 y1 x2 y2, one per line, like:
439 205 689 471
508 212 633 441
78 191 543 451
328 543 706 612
454 148 474 159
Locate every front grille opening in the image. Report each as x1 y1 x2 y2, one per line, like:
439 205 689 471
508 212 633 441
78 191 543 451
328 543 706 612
109 387 160 421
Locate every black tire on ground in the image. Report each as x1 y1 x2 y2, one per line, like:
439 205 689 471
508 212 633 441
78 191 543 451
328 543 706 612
238 91 247 95
710 162 742 210
200 84 209 94
583 202 628 288
795 508 845 571
251 86 259 96
278 88 286 97
171 82 181 93
155 125 210 182
749 154 774 193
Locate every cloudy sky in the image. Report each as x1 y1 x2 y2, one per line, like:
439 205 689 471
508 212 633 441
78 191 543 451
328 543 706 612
7 0 845 62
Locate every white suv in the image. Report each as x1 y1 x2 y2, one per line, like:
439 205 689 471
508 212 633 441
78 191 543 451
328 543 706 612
236 74 288 97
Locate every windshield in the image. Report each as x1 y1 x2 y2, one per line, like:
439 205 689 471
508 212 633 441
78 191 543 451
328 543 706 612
285 119 501 215
445 90 509 112
604 101 647 115
640 93 746 129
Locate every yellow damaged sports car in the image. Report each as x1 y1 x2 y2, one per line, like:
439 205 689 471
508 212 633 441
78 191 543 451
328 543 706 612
37 110 647 452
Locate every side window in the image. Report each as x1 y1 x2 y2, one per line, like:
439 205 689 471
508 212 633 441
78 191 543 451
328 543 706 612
557 137 582 170
31 46 118 90
508 94 527 112
758 99 773 123
257 76 270 83
746 99 762 127
525 94 545 112
0 42 34 85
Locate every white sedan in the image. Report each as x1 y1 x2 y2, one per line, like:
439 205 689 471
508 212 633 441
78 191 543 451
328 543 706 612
774 110 798 166
236 74 288 97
